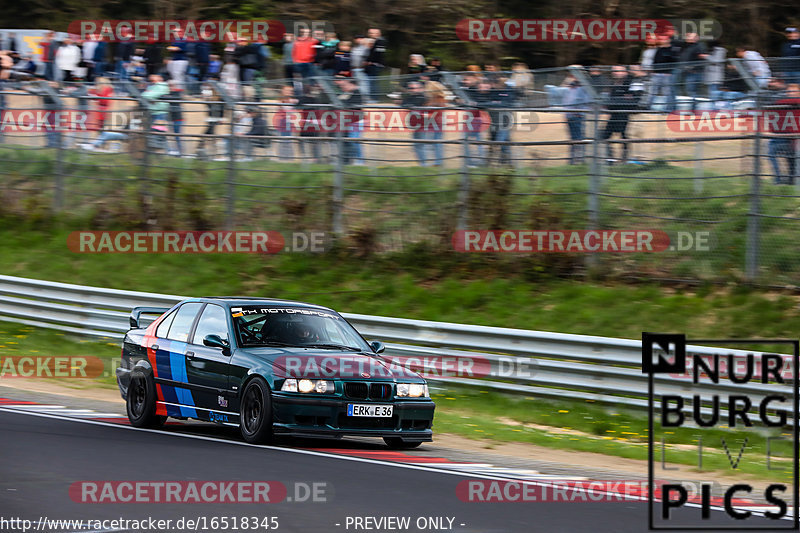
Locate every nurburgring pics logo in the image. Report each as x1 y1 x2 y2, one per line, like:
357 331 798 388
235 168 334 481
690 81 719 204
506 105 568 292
643 333 799 529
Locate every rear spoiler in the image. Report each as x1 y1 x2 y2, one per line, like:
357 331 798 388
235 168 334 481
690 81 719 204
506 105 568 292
129 307 170 329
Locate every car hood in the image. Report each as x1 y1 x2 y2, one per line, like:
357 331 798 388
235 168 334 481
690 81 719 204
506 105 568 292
239 347 424 381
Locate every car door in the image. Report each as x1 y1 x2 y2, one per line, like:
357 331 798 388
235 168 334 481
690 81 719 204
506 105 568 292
186 303 234 420
160 301 204 418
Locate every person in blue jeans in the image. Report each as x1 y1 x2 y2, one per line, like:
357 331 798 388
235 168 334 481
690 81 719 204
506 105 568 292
337 77 364 164
768 84 800 184
563 80 591 164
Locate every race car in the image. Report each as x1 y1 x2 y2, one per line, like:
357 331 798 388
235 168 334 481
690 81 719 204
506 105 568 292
116 297 435 448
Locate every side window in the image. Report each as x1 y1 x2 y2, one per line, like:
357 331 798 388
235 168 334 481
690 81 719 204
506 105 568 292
155 310 177 339
166 302 203 342
192 304 230 345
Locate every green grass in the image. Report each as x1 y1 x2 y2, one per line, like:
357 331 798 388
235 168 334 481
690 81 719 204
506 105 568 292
0 320 792 481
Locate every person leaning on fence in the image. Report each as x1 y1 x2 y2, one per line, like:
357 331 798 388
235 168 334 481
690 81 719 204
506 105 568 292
705 40 727 109
648 34 676 110
424 80 448 167
403 80 428 166
196 84 224 159
562 78 590 165
276 84 298 161
166 80 184 157
336 76 364 165
736 46 771 89
297 82 327 163
245 106 270 159
601 65 635 164
767 83 800 185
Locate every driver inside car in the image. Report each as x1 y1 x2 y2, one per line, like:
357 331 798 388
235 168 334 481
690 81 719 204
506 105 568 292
285 320 319 344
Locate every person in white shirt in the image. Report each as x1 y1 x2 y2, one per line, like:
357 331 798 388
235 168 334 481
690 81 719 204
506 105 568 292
56 39 81 82
350 36 371 100
736 47 771 88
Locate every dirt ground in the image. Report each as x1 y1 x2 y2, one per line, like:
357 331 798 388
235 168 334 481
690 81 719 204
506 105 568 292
1 90 754 175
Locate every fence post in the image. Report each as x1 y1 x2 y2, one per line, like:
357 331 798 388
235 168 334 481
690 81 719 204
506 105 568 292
570 67 601 269
315 77 346 237
747 125 762 282
40 81 64 213
694 141 703 193
212 82 236 231
123 81 152 217
457 133 470 231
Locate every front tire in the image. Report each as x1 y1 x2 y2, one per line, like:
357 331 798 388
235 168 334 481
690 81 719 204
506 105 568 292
240 377 274 444
383 437 423 449
126 372 167 428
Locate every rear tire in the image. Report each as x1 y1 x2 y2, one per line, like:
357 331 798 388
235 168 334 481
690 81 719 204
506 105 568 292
127 372 167 428
383 437 423 449
240 377 274 444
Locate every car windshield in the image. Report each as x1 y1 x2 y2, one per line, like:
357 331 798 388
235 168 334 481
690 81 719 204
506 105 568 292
231 306 370 351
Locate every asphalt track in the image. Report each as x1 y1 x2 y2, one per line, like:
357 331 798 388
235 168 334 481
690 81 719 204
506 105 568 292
0 406 796 533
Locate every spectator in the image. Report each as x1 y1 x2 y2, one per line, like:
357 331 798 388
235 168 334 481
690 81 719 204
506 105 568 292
114 30 135 81
464 81 492 167
546 70 576 106
424 80 447 166
246 106 269 158
705 40 727 107
364 28 387 102
193 40 211 83
144 43 162 77
142 74 169 124
601 65 635 164
275 84 298 161
55 38 81 82
166 80 184 156
648 34 676 110
337 77 364 165
231 109 253 160
80 111 140 152
167 33 190 88
89 76 114 132
92 39 107 78
403 80 428 165
782 27 800 84
82 37 98 82
736 46 771 88
640 35 658 71
563 79 590 164
334 41 352 77
350 36 370 98
315 31 339 76
196 84 224 159
714 63 750 108
208 54 222 80
292 29 318 79
40 31 59 81
510 62 534 102
488 77 515 166
297 82 326 162
220 57 240 98
679 33 708 109
282 33 295 79
768 83 800 184
234 38 259 82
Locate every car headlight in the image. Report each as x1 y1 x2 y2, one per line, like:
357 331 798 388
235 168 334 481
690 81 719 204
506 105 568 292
281 379 335 394
396 383 429 398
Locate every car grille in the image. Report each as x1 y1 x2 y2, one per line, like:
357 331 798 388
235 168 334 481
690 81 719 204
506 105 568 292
343 381 393 400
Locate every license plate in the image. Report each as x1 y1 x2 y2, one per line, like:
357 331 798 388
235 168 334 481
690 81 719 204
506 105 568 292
347 404 393 417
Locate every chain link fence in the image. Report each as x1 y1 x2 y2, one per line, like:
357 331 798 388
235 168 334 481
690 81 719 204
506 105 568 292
0 59 798 283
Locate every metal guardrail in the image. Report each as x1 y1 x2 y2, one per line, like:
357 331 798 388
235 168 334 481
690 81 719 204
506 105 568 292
0 274 792 415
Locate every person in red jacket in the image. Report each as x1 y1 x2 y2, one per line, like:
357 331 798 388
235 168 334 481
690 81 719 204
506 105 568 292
291 29 318 79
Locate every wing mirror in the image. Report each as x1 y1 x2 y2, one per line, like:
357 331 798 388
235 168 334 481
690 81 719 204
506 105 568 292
369 340 385 354
204 334 230 354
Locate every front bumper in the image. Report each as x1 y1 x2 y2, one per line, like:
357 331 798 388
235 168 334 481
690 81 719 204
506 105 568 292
271 392 435 441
